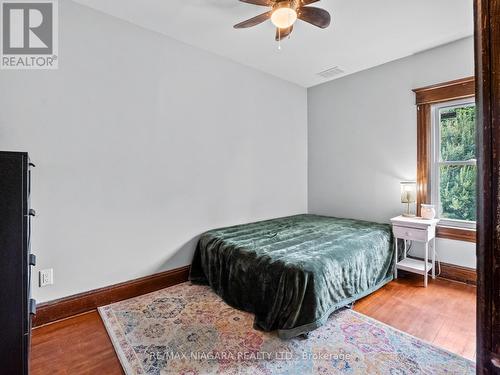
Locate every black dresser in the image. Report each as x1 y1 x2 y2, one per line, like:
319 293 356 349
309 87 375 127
0 151 36 374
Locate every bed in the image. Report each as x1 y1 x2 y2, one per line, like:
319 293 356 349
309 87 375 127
189 214 394 338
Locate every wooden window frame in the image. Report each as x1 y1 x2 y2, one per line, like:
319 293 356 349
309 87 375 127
413 77 476 243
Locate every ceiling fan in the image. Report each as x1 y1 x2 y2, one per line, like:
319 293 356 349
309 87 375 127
233 0 331 41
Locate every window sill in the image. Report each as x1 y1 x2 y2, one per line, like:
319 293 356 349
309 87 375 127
436 225 476 243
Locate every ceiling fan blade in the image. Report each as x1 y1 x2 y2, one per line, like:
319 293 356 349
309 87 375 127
300 0 320 5
275 25 294 41
234 11 272 28
297 6 331 28
239 0 273 6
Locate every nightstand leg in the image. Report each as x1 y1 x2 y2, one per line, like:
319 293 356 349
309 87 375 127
403 239 407 259
432 237 436 279
394 237 398 279
424 242 428 287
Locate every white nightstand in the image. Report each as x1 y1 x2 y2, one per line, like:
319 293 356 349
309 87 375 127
390 216 439 287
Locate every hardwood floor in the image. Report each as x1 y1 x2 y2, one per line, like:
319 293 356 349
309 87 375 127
31 311 123 375
355 273 476 361
31 275 476 374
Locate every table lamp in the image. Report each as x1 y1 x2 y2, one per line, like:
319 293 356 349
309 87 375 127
400 181 417 217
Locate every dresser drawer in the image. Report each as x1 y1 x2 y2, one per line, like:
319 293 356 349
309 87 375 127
393 225 433 242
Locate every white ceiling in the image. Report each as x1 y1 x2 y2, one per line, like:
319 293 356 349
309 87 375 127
72 0 474 87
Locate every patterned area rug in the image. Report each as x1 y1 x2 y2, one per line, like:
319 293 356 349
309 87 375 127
99 282 475 375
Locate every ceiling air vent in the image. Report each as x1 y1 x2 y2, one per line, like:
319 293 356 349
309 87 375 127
317 66 344 79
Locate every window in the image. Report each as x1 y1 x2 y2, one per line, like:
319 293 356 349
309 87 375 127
431 98 476 229
413 77 476 242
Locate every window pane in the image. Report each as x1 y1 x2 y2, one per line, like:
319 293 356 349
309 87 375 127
440 104 476 162
439 164 476 221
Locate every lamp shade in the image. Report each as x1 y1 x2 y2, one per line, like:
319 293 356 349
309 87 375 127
271 6 297 28
400 181 416 204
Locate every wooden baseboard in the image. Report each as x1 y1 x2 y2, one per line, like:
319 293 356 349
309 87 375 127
33 259 474 327
33 265 190 327
404 256 476 285
438 262 476 285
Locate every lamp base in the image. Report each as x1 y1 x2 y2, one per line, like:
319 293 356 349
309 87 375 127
402 213 416 218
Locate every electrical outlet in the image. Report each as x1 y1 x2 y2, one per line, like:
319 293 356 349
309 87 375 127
39 269 53 287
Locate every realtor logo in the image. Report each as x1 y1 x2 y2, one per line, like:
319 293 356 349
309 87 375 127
1 0 58 69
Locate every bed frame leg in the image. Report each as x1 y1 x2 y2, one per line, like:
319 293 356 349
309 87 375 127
346 302 355 309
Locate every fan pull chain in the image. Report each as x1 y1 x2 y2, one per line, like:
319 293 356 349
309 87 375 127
278 28 281 50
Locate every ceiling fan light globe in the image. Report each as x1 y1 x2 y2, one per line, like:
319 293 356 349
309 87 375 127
271 7 297 29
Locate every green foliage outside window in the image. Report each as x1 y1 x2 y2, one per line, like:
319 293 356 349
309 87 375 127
438 105 476 222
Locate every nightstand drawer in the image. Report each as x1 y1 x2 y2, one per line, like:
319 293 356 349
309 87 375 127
393 225 433 242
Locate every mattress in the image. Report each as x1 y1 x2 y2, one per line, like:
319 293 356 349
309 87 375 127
189 214 394 338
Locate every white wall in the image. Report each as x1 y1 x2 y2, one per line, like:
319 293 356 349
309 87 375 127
0 1 308 302
307 37 476 269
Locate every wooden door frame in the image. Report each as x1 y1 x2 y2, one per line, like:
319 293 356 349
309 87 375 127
475 0 500 372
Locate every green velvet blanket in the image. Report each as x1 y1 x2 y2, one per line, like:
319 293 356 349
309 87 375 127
189 214 394 338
